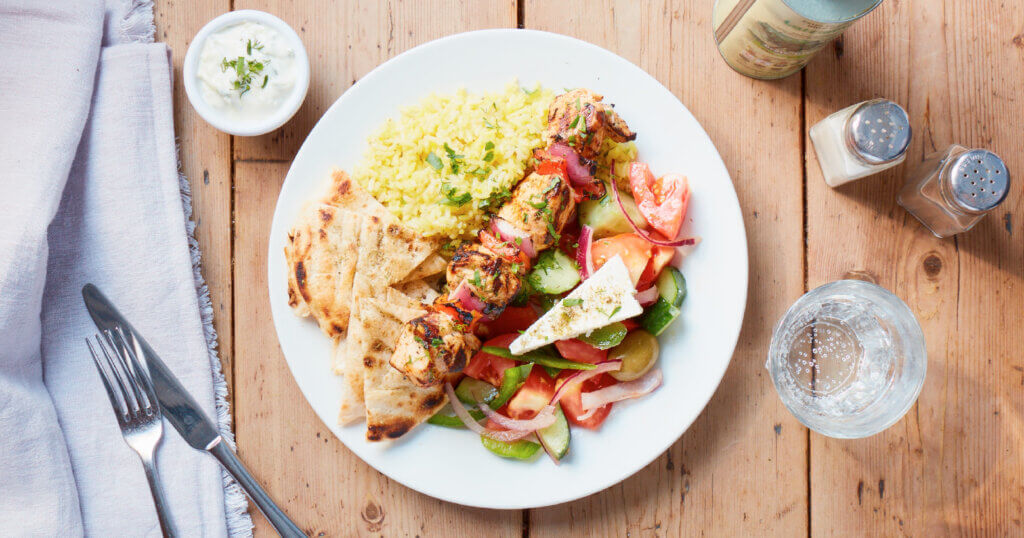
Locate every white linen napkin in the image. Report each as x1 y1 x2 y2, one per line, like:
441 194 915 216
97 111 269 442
0 0 252 535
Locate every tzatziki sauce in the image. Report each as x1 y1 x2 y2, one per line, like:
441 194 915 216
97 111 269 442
196 21 297 123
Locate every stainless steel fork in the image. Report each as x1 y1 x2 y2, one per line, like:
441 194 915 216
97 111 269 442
87 328 177 537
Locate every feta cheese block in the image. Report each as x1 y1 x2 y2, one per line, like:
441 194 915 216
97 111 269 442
510 255 643 355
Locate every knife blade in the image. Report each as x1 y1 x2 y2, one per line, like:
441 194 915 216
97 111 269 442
82 283 221 450
82 284 307 537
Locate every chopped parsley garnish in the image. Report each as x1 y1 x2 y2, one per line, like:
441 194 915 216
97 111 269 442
220 54 267 96
510 262 521 273
483 118 498 130
439 182 471 206
545 219 560 241
522 86 541 96
527 197 548 210
443 142 465 173
568 115 580 129
483 151 494 162
477 186 509 209
485 141 495 150
607 306 622 319
261 75 268 88
471 269 483 287
543 178 561 194
564 298 583 307
431 338 444 346
426 152 443 171
246 39 264 55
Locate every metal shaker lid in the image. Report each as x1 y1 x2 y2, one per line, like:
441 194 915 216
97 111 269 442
844 99 912 165
948 149 1010 212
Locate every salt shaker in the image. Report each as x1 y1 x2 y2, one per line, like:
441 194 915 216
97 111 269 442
897 145 1011 238
809 99 911 187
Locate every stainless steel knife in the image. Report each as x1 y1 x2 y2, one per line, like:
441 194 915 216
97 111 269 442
83 283 305 538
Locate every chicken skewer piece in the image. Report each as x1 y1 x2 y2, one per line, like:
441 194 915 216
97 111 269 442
390 92 634 388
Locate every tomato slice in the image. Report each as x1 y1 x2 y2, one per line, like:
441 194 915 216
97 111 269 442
590 233 652 285
628 163 690 240
536 157 568 178
506 368 556 419
636 240 675 291
478 306 538 339
463 334 518 387
621 319 641 332
557 372 616 430
554 339 608 364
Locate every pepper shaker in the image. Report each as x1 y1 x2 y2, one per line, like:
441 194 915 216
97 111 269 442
809 99 911 187
897 145 1011 238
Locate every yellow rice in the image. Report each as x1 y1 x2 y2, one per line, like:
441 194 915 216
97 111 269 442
353 83 554 239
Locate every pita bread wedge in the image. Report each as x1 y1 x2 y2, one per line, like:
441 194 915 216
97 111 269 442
400 253 448 283
357 297 447 441
333 336 365 425
341 217 438 418
392 279 440 304
319 169 392 221
284 206 362 338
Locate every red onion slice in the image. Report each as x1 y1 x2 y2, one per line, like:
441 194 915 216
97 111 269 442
610 186 699 248
490 217 537 258
443 383 534 442
549 360 622 405
450 279 485 312
580 368 663 411
576 225 595 280
635 286 660 306
478 402 557 431
547 142 595 187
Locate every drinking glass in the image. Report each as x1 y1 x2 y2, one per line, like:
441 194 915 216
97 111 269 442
766 280 926 438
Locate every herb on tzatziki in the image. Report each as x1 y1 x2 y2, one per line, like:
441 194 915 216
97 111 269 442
196 21 296 122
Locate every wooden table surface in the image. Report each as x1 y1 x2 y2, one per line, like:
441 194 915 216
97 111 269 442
155 1 1023 535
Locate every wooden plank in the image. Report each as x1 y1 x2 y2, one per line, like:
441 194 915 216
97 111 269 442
233 0 518 161
233 161 522 536
154 2 235 399
805 0 1024 535
523 1 808 535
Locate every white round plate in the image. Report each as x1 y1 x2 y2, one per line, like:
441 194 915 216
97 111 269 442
268 29 748 509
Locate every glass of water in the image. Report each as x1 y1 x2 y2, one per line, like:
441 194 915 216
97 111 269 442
767 280 926 438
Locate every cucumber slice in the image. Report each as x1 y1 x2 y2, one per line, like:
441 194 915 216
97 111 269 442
579 188 647 239
527 249 580 294
454 378 498 406
641 297 681 336
656 267 687 307
536 404 570 460
579 322 628 350
481 436 541 459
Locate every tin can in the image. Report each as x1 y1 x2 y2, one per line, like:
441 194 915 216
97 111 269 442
713 0 883 80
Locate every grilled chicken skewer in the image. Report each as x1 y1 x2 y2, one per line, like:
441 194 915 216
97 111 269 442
390 93 633 388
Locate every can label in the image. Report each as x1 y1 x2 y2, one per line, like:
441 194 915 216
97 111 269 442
713 0 876 79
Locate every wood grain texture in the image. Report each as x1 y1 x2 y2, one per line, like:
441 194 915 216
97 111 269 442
233 162 522 536
233 0 518 161
805 0 1024 535
154 1 236 399
523 1 808 536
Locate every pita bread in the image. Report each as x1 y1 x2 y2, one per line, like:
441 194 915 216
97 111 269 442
339 216 440 420
356 297 447 441
393 279 440 304
319 169 392 221
400 253 448 283
334 336 365 425
284 207 362 338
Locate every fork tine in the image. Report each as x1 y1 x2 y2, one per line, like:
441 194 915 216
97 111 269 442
98 331 141 416
112 326 156 415
87 336 128 420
